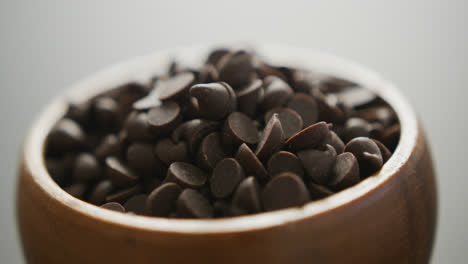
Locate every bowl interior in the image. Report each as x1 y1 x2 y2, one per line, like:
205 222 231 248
23 44 417 233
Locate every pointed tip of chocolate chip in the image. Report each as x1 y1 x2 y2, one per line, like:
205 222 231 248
255 113 285 161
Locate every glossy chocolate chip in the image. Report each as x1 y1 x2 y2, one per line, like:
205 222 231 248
223 112 259 149
211 158 245 199
157 72 195 101
64 183 87 199
341 118 371 143
126 143 166 177
267 151 304 178
298 144 337 185
232 176 262 213
236 79 263 117
146 183 182 217
155 138 188 166
123 194 148 215
177 189 214 218
147 101 182 136
89 180 114 205
326 131 345 154
218 51 255 89
196 132 226 170
235 143 268 181
373 139 392 163
93 97 118 129
94 134 121 161
175 119 220 154
308 182 334 199
255 114 285 161
262 76 293 110
261 172 309 211
190 82 236 120
165 162 207 188
105 157 139 187
328 152 360 190
122 112 155 142
265 108 303 138
344 137 383 177
47 118 86 153
105 185 142 204
287 93 319 127
100 202 125 212
286 121 330 151
73 153 101 182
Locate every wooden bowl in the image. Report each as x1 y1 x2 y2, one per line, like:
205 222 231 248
16 45 437 264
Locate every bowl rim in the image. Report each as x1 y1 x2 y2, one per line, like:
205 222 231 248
22 44 417 234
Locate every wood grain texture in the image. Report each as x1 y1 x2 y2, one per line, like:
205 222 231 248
15 45 437 264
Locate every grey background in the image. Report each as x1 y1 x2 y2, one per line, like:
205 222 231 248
1 0 466 262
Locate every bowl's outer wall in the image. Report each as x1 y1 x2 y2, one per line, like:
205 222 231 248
16 122 437 264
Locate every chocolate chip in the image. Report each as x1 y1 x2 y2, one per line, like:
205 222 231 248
236 79 263 117
73 153 101 182
211 158 245 199
105 157 139 187
311 88 345 123
381 124 400 151
126 143 166 177
267 151 304 178
213 200 232 217
198 64 219 83
147 101 182 136
261 172 309 211
328 152 360 190
344 137 383 177
157 72 195 102
146 183 182 217
232 176 262 213
286 121 330 151
190 82 237 120
115 82 149 123
94 134 121 161
218 51 255 89
177 189 214 218
46 158 68 185
298 145 337 185
257 64 288 81
326 131 345 154
235 143 268 181
196 132 226 170
265 108 303 138
165 162 207 188
175 119 220 154
223 112 260 149
262 76 293 110
66 101 91 127
354 106 396 127
105 184 142 204
100 202 125 212
47 118 86 153
337 87 377 109
341 118 370 143
206 48 230 66
373 139 392 163
143 177 162 193
122 112 156 142
308 182 334 199
89 180 114 205
64 183 87 199
123 194 148 215
287 93 319 127
155 138 189 166
93 97 118 130
255 114 285 161
132 84 160 110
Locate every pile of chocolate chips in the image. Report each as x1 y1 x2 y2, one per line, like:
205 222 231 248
45 48 400 218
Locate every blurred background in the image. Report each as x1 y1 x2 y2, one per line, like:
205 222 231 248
1 0 466 262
